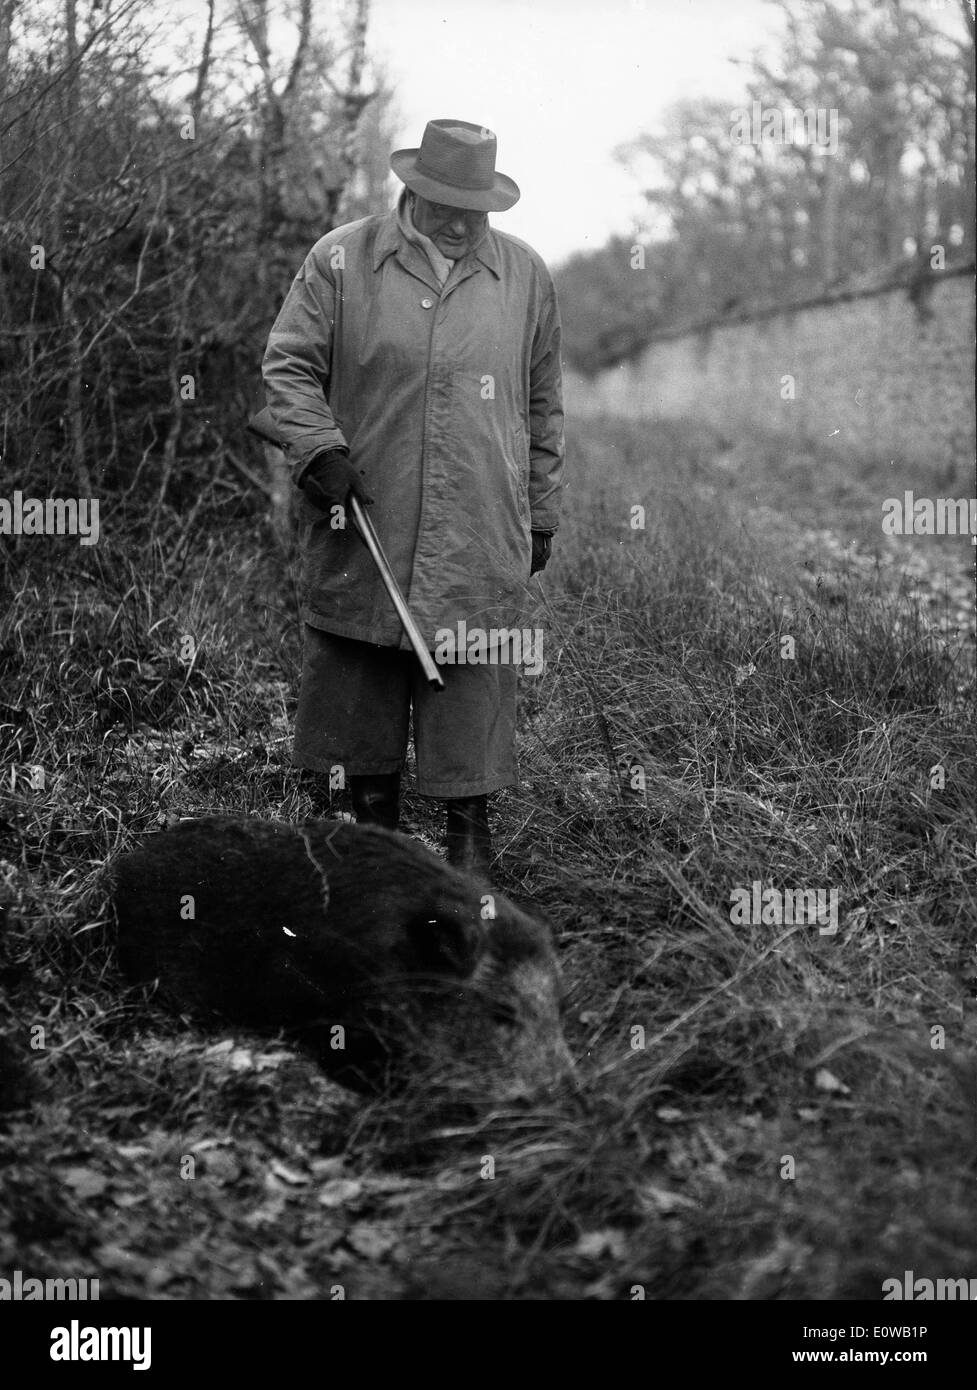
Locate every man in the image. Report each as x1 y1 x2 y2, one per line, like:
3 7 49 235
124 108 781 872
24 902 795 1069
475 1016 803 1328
262 119 565 873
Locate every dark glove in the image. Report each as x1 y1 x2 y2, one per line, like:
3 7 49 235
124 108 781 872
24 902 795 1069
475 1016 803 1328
298 448 374 512
530 530 553 575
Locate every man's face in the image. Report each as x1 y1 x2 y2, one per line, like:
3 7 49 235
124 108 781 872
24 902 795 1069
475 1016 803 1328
410 194 488 259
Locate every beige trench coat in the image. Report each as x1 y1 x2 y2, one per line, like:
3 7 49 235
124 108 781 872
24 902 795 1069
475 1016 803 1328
261 204 565 649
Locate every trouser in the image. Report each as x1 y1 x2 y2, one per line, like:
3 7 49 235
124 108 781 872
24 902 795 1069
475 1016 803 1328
293 626 518 798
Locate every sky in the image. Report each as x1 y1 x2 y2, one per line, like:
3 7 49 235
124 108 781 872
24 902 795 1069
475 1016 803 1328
367 0 780 262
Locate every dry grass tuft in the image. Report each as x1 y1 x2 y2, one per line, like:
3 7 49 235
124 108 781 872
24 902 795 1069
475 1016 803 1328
1 419 973 1299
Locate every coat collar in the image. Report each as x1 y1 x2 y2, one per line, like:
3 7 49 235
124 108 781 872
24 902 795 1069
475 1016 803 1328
371 206 502 280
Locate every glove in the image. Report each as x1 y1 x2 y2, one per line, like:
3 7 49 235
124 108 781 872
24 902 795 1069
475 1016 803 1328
530 530 553 575
298 448 374 512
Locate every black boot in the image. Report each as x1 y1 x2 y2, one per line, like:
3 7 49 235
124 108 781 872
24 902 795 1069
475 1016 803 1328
445 795 492 876
351 773 401 830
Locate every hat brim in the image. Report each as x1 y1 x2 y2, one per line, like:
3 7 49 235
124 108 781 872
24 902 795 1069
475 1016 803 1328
390 149 520 212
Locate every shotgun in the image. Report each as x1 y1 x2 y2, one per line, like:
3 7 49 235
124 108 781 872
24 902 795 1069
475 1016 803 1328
246 407 445 691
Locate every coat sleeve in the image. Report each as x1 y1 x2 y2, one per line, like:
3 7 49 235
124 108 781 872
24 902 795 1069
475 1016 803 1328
527 276 565 533
261 238 349 476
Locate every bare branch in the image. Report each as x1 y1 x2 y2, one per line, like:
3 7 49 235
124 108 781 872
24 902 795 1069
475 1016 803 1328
191 0 217 113
282 0 312 105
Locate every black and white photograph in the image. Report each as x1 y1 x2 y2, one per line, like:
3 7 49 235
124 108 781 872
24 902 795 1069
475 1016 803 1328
0 0 974 1331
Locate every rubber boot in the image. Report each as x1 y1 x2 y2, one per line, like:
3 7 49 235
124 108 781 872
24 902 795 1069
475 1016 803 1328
445 795 492 876
350 773 401 830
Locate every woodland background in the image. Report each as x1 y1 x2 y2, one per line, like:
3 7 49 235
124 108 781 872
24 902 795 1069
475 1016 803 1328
0 0 974 1303
0 0 973 488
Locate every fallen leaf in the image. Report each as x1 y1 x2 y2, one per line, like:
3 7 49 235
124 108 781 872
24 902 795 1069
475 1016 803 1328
318 1178 363 1208
269 1160 308 1186
346 1223 399 1259
111 1190 147 1209
638 1183 698 1215
60 1167 109 1199
814 1067 851 1095
253 1050 293 1072
225 1047 255 1072
575 1229 627 1260
433 1169 467 1191
310 1156 347 1180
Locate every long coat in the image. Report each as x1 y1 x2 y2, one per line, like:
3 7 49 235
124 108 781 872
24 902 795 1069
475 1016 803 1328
261 203 565 649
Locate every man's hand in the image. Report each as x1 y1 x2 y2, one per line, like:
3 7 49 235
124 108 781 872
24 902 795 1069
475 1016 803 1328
530 530 553 575
298 448 374 512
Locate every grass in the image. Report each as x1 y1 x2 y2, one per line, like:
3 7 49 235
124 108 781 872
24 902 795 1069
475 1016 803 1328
0 416 973 1300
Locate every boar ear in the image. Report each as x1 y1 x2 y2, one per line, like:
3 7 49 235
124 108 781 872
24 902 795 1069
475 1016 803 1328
405 909 481 978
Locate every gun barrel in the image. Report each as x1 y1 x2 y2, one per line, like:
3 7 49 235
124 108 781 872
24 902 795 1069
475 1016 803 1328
347 496 444 690
247 410 445 690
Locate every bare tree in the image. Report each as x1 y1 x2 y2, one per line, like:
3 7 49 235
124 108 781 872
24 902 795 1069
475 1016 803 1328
191 0 217 117
235 0 313 242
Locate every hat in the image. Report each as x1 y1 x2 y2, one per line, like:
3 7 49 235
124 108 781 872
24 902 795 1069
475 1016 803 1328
390 119 520 212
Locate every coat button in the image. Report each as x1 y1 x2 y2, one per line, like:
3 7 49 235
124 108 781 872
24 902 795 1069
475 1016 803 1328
420 297 433 309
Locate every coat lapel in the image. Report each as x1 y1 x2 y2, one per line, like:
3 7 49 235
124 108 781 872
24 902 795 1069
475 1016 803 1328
371 206 503 300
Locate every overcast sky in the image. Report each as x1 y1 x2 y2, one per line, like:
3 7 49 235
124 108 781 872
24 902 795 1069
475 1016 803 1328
368 0 780 263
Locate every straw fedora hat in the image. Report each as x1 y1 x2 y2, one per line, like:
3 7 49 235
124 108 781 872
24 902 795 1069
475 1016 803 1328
390 119 520 212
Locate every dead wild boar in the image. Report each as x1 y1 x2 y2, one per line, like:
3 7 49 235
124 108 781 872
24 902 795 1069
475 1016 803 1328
112 816 571 1097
